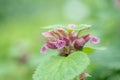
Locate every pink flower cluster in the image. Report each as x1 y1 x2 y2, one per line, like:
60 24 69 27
41 24 100 56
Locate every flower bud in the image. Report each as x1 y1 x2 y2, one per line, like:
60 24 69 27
41 45 47 53
83 34 91 42
80 72 91 80
68 24 76 29
46 41 57 49
63 37 69 46
74 38 86 50
69 32 77 43
42 32 52 37
57 28 68 37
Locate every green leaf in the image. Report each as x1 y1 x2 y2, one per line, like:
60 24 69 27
108 74 120 80
41 24 91 31
74 24 91 31
83 47 95 54
83 47 106 54
33 51 90 80
42 25 65 29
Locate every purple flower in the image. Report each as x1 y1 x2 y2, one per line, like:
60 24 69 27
46 41 57 49
40 24 100 55
74 38 86 50
69 32 77 43
42 32 52 37
90 36 100 44
56 39 66 49
68 24 76 29
41 45 47 53
83 34 91 42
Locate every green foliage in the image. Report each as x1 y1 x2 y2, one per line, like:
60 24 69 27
88 67 120 80
108 74 120 80
0 0 120 80
33 51 89 80
90 46 120 69
83 47 95 54
83 47 106 54
74 24 91 31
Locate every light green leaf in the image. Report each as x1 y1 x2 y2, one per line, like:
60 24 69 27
74 24 91 31
83 47 95 54
83 47 106 54
41 24 91 31
33 51 90 80
42 25 65 29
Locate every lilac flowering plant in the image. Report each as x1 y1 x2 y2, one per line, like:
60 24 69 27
41 24 99 56
33 24 100 80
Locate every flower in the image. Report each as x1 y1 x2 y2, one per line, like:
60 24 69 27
40 24 100 56
90 36 100 44
74 38 86 50
68 24 76 29
80 72 91 80
41 45 47 53
46 41 57 49
56 39 66 49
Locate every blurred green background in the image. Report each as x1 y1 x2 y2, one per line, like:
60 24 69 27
0 0 120 80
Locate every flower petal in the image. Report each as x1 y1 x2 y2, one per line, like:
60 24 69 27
90 36 100 44
63 37 69 46
42 32 52 37
83 34 91 42
69 32 77 43
68 24 76 29
56 39 66 49
41 45 47 53
57 28 68 37
74 38 86 50
46 41 57 49
80 72 91 80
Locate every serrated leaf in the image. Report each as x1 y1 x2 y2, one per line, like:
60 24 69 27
41 24 91 31
74 24 91 31
42 25 65 29
33 51 90 80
